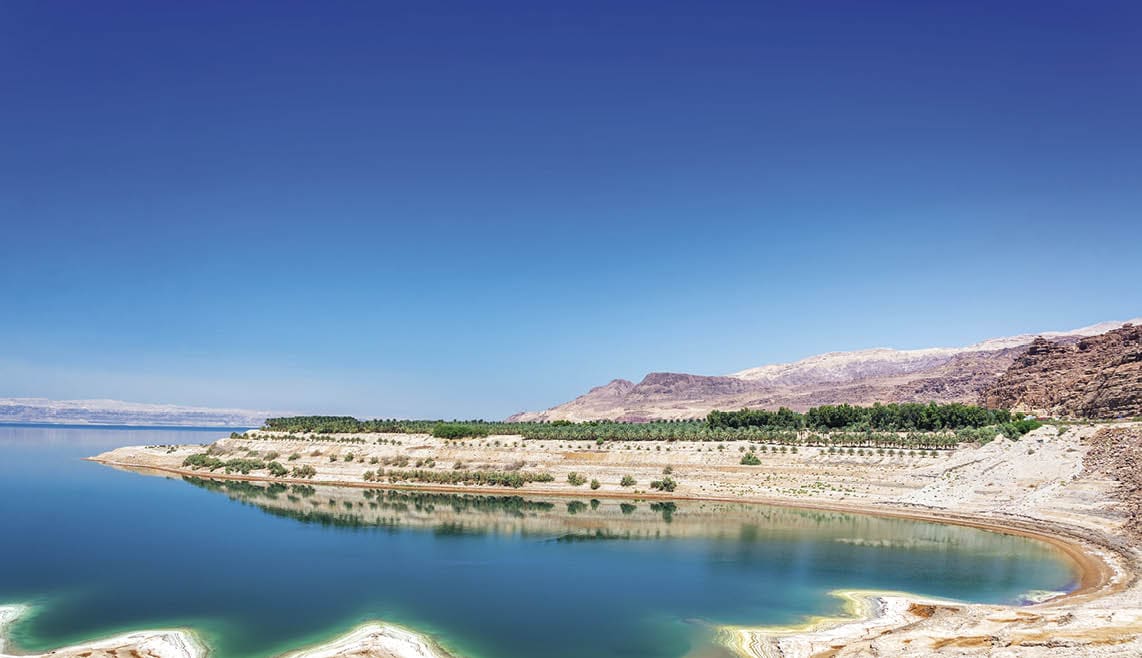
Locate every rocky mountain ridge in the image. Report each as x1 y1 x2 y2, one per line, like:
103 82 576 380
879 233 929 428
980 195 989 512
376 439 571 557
509 318 1141 422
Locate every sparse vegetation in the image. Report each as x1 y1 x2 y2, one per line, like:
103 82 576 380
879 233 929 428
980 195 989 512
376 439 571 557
384 468 554 489
291 465 317 478
1001 418 1044 439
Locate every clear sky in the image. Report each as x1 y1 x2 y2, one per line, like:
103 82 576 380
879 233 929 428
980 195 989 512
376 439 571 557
1 2 1139 419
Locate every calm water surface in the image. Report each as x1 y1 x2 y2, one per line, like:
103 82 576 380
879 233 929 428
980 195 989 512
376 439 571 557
0 426 1078 658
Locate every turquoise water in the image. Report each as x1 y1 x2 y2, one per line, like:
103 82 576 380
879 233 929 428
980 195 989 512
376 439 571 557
0 425 1077 658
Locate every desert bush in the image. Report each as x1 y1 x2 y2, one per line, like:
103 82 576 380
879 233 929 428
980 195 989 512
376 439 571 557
291 465 317 478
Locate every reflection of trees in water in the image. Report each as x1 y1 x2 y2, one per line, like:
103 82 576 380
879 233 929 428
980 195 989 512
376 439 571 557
178 477 1063 563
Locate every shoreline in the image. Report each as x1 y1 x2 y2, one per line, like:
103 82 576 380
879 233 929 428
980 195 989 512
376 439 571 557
0 605 452 658
718 589 958 657
89 456 1118 602
280 622 454 658
78 424 1142 656
0 604 208 658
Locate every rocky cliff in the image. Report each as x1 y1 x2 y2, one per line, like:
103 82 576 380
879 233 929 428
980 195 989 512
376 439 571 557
980 324 1142 418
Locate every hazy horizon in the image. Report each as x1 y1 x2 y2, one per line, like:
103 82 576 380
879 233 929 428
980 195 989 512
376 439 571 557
3 314 1137 420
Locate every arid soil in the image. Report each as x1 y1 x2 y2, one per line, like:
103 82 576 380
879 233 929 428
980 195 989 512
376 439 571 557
83 422 1142 657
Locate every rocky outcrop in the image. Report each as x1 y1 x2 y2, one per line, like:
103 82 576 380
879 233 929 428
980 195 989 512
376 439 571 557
980 324 1142 418
1084 425 1142 539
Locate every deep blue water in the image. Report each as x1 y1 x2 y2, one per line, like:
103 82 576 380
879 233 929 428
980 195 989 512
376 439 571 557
0 426 1077 658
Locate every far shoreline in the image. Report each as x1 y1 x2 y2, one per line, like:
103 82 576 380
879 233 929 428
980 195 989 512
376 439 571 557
0 421 256 431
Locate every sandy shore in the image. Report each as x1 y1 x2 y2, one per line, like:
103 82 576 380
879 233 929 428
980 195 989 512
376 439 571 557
73 422 1142 656
0 604 207 658
282 623 453 658
719 590 960 657
0 605 449 658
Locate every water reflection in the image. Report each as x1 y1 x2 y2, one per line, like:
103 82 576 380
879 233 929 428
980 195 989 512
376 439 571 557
180 477 1069 561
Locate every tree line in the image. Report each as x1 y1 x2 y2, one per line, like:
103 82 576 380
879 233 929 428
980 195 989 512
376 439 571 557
262 401 1028 446
708 402 1015 432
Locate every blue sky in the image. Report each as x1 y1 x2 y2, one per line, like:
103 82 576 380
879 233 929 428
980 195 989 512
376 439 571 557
1 2 1139 419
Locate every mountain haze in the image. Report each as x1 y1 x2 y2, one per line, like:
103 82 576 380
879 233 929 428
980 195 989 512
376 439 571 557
0 398 277 427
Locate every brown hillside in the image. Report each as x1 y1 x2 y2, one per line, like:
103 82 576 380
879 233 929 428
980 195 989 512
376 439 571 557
980 324 1142 418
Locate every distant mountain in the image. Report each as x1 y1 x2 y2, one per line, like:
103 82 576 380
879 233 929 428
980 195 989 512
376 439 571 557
0 398 278 427
508 318 1142 422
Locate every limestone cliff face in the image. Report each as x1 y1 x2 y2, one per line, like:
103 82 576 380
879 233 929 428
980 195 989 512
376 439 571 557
980 324 1142 418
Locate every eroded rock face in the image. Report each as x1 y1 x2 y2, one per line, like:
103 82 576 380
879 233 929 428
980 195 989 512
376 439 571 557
1084 426 1142 539
981 325 1142 419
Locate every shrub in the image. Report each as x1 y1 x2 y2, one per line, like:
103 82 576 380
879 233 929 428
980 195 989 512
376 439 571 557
183 453 224 471
1000 419 1043 439
291 465 317 478
590 479 601 490
431 423 491 439
567 472 587 487
267 461 288 477
740 452 761 465
620 475 636 487
222 458 265 474
384 468 554 489
288 452 301 461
